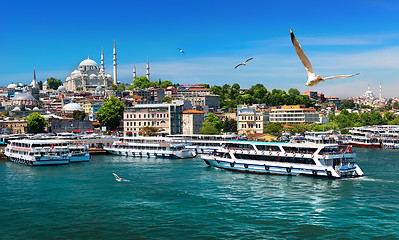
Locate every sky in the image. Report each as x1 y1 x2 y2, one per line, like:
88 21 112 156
1 0 399 98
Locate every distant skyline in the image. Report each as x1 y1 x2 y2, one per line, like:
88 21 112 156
1 0 399 98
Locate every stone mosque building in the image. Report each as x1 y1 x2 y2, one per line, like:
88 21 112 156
63 43 117 91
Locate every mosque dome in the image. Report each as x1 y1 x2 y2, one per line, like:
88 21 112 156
12 93 36 101
62 103 83 112
11 107 21 112
96 86 103 92
7 83 17 89
33 107 40 111
79 58 98 67
89 73 97 79
58 86 66 92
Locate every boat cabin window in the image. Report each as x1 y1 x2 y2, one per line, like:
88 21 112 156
282 146 317 154
255 145 281 152
226 143 254 150
233 153 316 165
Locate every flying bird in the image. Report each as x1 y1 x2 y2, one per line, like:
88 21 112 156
234 57 254 69
112 172 130 182
290 29 359 86
178 48 185 54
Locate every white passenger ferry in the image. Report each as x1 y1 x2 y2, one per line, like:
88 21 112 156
5 139 70 166
69 144 90 162
105 136 196 159
201 141 363 178
168 134 239 153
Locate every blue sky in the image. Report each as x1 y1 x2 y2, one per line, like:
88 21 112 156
1 0 399 97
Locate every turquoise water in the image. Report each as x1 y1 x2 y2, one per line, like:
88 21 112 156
0 148 398 239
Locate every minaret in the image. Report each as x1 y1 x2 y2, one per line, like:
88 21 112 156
133 63 136 82
31 67 38 89
113 40 117 84
146 56 150 80
100 47 105 72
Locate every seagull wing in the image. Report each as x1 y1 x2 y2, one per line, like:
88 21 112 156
234 63 244 69
112 172 121 180
244 57 254 63
324 73 360 80
290 30 315 79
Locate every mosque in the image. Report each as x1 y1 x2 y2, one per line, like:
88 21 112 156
63 42 151 91
63 44 115 91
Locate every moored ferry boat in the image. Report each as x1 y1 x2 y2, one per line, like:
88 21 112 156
4 139 70 166
104 136 196 159
168 134 239 153
201 141 363 178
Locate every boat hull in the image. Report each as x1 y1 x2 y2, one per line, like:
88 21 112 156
201 155 363 179
69 153 90 162
104 148 195 159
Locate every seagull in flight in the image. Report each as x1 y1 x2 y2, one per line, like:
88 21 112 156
112 172 130 182
178 48 185 54
290 29 360 86
234 57 254 69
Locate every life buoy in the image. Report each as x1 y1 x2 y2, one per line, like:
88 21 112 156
269 151 272 155
262 150 265 154
284 152 287 156
322 154 326 159
276 152 280 156
312 170 317 175
230 162 234 167
301 153 304 157
244 164 248 168
293 153 296 157
311 154 314 158
286 168 291 173
264 165 269 170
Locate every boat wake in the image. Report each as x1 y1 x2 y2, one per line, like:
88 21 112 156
112 172 130 182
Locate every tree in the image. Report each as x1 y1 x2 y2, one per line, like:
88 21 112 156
160 80 173 88
73 110 86 121
110 84 118 91
96 96 125 131
140 126 159 136
27 113 46 134
263 122 284 137
200 113 222 134
222 118 237 133
127 85 135 90
393 102 399 109
46 77 62 90
161 96 174 103
133 77 151 89
116 84 126 92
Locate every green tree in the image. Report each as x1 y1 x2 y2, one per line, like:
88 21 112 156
222 118 237 133
200 113 222 134
161 96 174 103
27 112 46 134
1 110 9 117
127 85 135 90
116 84 126 92
384 112 396 122
263 122 284 137
160 80 173 88
133 77 151 89
110 84 118 91
96 96 125 131
72 110 86 121
46 77 63 90
393 102 399 109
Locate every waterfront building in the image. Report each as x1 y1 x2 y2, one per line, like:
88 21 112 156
237 108 269 135
0 119 27 134
269 105 320 125
182 110 205 135
183 94 220 112
123 101 184 137
49 118 94 133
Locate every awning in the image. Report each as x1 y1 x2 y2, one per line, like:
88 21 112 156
72 130 81 133
86 130 94 133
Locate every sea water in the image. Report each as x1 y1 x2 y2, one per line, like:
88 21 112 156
0 148 398 239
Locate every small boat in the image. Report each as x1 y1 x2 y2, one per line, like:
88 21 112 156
68 144 90 162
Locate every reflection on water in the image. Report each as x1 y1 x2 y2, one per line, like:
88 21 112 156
0 148 399 239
